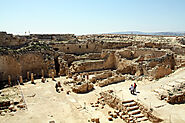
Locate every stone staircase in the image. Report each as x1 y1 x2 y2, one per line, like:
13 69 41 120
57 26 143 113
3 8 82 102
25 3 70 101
122 100 148 122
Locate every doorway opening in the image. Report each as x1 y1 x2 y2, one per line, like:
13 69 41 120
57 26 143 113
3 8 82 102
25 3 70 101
54 57 60 76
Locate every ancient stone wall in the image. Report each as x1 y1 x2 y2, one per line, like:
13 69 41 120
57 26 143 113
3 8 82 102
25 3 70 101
0 52 50 84
102 41 132 49
115 60 137 75
72 81 94 93
147 53 175 69
171 46 185 55
61 53 101 65
0 32 27 47
30 34 76 41
69 60 105 73
98 75 126 87
174 55 185 70
132 48 166 59
101 50 116 69
19 53 48 78
115 49 133 60
90 71 113 83
68 50 116 73
52 42 102 55
148 65 172 79
0 55 21 82
98 48 174 79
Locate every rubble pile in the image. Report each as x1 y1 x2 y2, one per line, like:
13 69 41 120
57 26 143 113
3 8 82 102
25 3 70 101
0 87 25 116
154 79 185 104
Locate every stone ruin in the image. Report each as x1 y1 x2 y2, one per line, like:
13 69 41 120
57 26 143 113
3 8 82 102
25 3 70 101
0 32 185 103
72 81 94 93
0 86 25 116
154 78 185 104
96 90 163 122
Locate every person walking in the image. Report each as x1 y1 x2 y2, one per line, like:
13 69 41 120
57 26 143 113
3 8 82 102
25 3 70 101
134 82 137 92
55 81 62 93
129 84 134 94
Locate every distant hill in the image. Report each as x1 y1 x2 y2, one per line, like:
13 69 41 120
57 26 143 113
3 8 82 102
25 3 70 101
109 31 185 36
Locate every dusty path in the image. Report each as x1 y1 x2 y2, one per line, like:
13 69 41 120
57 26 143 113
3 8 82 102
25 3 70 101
1 78 88 123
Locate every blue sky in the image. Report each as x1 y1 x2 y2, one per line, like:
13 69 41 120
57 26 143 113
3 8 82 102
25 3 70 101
0 0 185 34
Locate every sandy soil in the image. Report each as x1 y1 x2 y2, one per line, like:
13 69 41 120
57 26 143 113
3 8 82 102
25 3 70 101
1 68 185 123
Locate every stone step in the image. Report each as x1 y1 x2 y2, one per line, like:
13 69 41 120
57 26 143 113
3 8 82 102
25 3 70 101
127 105 139 111
128 109 141 115
122 100 134 104
123 102 137 107
137 117 148 122
121 115 129 120
132 113 145 118
127 117 133 121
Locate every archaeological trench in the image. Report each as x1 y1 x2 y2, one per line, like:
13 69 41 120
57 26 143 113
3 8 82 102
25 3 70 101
0 31 185 122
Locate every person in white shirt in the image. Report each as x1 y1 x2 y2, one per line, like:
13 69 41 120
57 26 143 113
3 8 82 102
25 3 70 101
130 84 134 94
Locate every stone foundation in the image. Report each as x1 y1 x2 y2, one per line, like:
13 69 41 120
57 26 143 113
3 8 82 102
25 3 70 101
154 79 185 104
72 81 94 93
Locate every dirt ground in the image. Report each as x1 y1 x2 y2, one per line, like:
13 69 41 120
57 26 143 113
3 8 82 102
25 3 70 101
1 68 185 123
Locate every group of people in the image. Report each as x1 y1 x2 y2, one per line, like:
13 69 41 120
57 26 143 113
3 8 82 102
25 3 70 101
55 81 63 93
129 82 137 95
